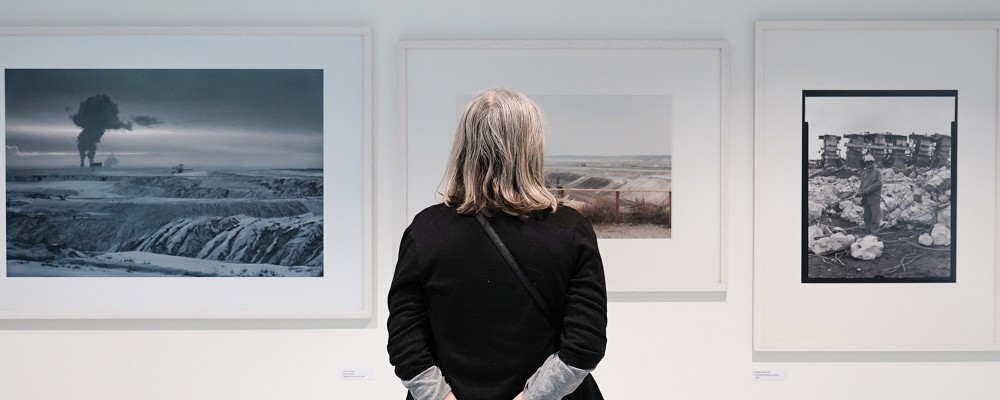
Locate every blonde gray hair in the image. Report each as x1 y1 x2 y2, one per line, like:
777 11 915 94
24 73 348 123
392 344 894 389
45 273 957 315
442 88 558 215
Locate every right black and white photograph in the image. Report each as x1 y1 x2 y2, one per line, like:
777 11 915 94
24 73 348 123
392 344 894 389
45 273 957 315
802 90 957 283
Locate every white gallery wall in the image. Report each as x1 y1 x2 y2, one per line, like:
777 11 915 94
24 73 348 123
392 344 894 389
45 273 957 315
1 0 999 399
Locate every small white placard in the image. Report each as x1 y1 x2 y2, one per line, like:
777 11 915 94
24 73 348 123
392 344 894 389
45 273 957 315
340 369 375 380
752 370 787 381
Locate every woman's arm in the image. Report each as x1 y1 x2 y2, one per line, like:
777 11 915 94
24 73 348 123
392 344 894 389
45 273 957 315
520 353 593 399
388 228 452 400
559 218 609 369
521 218 608 399
402 365 454 400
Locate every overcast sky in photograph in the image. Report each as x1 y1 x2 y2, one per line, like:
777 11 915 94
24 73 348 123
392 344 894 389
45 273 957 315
805 95 956 160
458 94 672 157
5 69 323 169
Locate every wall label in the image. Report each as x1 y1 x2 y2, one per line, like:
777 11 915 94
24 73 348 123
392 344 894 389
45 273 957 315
752 369 787 381
340 369 375 380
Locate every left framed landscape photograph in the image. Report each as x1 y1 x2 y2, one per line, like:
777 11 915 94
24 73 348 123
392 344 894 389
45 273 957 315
0 27 373 318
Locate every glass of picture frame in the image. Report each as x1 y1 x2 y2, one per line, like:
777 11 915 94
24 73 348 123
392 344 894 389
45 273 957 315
753 21 1000 351
399 40 730 292
0 27 373 319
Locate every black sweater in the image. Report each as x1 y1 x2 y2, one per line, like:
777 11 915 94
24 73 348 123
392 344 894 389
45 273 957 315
387 204 608 400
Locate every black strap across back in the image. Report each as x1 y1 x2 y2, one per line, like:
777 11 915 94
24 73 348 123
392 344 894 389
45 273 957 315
475 214 557 329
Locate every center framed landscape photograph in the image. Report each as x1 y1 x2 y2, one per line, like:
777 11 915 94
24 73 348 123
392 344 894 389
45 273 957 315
0 27 373 319
401 40 729 292
457 94 674 239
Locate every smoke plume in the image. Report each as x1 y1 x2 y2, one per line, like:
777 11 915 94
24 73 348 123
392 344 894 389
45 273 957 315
132 115 163 127
71 94 132 167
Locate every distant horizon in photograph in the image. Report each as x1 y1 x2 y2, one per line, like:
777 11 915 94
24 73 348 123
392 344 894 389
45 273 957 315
805 95 955 161
464 94 674 239
5 69 324 170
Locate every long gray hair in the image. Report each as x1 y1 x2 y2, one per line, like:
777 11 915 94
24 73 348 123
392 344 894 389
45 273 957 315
442 88 558 215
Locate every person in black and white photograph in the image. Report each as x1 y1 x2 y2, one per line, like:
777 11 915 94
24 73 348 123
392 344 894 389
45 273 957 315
5 69 325 277
857 153 883 235
802 91 956 282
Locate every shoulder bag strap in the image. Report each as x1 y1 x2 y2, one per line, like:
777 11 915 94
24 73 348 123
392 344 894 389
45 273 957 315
475 214 557 328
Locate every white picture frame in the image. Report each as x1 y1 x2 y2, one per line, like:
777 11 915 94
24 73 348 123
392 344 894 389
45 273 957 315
753 21 1000 351
399 40 730 292
0 26 374 319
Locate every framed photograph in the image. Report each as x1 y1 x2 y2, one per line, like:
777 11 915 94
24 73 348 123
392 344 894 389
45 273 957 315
400 40 729 292
1 27 373 319
754 21 1000 350
803 90 957 283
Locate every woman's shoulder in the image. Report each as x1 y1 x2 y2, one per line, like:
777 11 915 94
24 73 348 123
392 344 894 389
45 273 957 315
414 203 453 217
408 203 463 230
521 204 593 238
409 202 591 230
551 203 586 219
549 203 591 226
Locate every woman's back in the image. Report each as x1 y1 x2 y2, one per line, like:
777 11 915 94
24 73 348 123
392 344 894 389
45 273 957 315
388 88 606 400
388 204 606 399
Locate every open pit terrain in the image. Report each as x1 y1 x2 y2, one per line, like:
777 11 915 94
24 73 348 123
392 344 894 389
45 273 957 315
6 167 323 277
546 156 672 239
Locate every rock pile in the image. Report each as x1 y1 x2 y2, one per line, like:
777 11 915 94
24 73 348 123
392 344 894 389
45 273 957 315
808 223 889 261
929 223 951 246
807 224 856 256
807 166 951 230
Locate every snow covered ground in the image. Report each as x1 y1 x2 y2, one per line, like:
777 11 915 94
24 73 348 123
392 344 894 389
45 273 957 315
6 167 324 278
8 251 319 277
6 180 126 199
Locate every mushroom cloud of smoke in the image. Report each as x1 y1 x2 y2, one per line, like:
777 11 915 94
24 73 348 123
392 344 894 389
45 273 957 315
71 94 132 167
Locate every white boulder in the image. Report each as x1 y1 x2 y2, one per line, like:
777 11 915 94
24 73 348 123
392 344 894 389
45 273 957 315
839 200 865 225
931 223 951 246
807 224 833 246
882 196 899 211
918 233 933 246
937 206 951 229
900 204 935 226
810 232 856 256
850 235 884 260
925 174 944 188
810 185 840 206
882 183 911 198
807 202 826 222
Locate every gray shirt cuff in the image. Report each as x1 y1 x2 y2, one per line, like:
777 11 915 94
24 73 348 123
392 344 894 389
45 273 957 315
523 353 593 400
401 365 452 400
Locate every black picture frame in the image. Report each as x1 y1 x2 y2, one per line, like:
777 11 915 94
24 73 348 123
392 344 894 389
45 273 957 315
801 89 957 283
